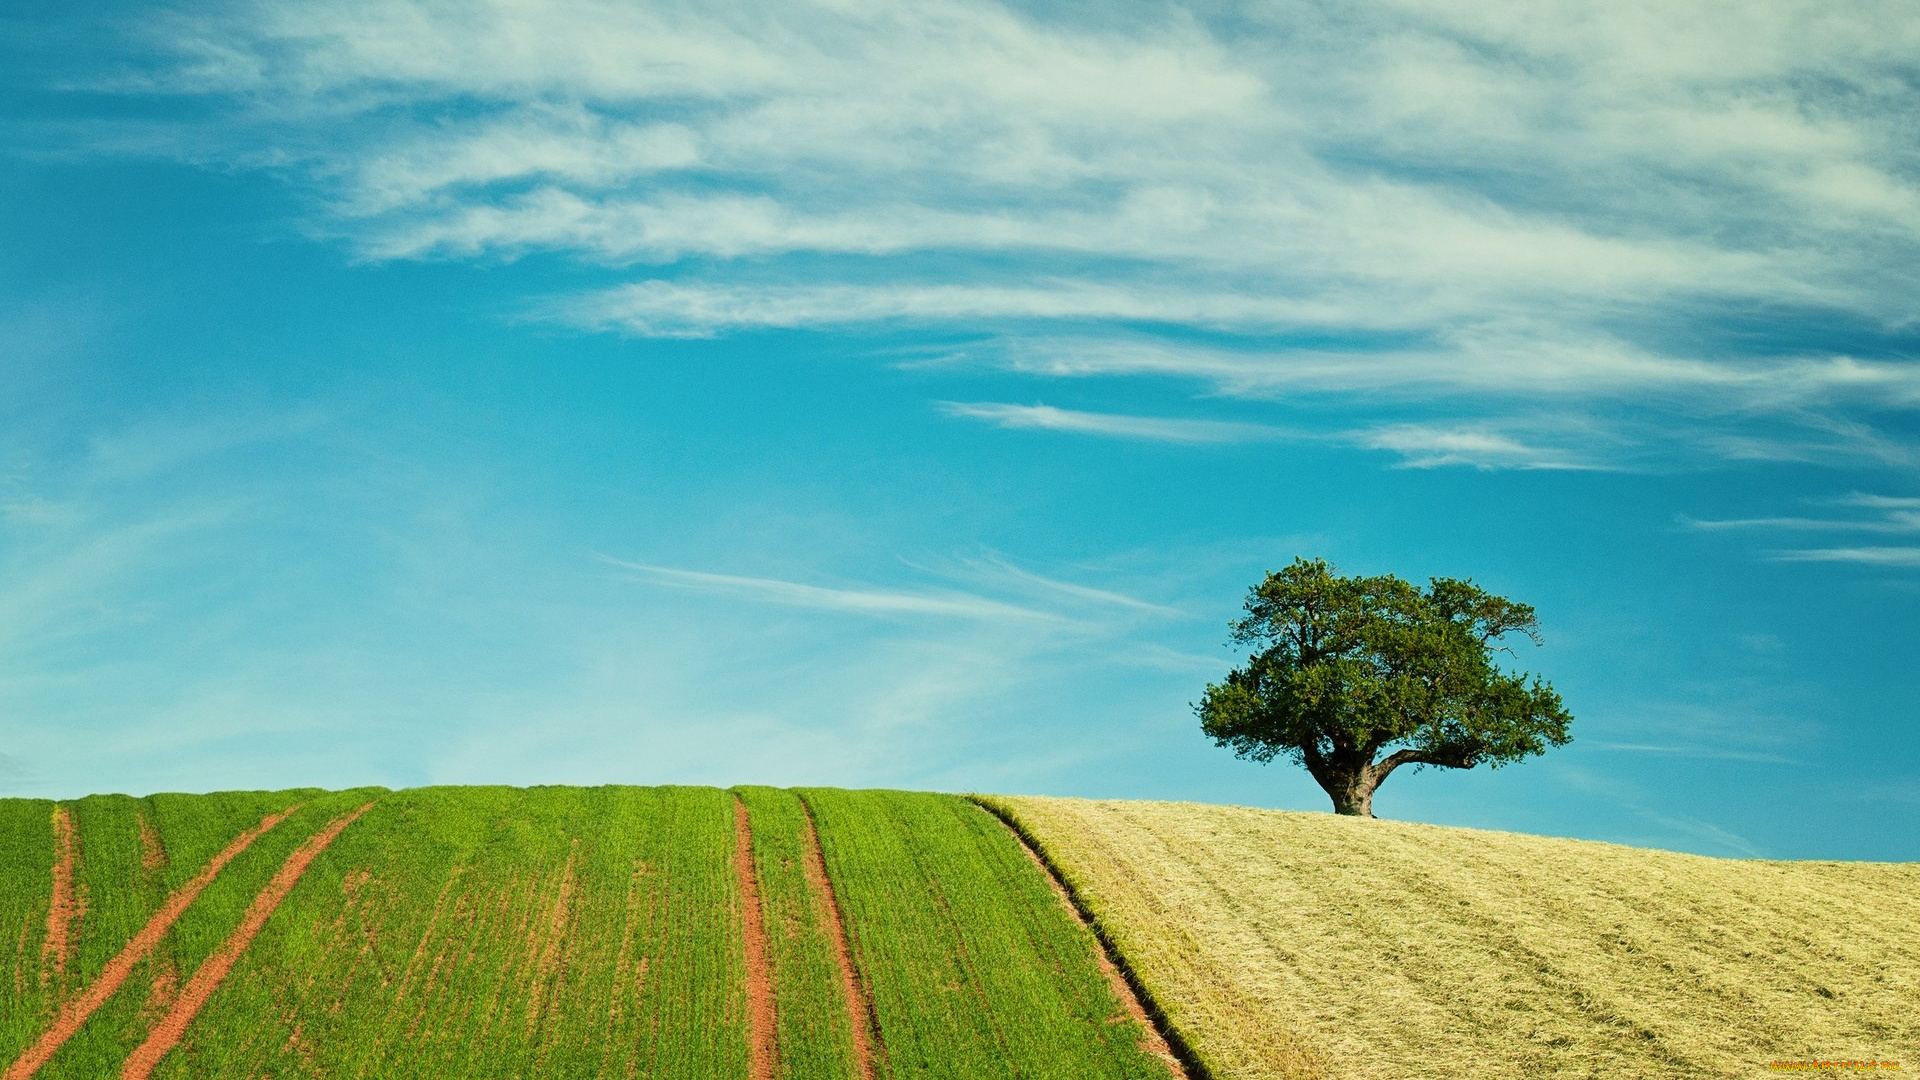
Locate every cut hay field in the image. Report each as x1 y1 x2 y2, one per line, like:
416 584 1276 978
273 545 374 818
0 786 1169 1080
985 796 1920 1080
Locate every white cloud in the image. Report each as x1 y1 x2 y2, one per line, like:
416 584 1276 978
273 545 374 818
551 278 1405 336
923 551 1189 618
1836 492 1920 511
1769 547 1920 566
1686 514 1920 533
991 334 1920 407
595 554 1069 622
1352 423 1608 471
1581 740 1793 765
51 0 1920 466
940 400 1621 470
1685 492 1920 535
939 401 1290 445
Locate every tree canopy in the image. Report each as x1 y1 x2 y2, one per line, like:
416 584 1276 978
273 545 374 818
1196 557 1573 817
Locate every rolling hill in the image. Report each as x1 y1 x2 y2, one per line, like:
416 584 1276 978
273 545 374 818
1 786 1166 1080
986 796 1919 1080
2 786 1912 1079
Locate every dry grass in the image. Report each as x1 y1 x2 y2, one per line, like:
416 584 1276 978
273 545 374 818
987 797 1920 1080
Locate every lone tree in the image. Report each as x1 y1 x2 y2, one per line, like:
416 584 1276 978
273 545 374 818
1197 557 1572 817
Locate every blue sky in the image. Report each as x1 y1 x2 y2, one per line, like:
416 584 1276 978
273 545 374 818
3 0 1917 860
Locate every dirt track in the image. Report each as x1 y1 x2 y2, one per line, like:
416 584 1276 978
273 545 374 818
733 798 778 1080
40 807 79 985
2 805 299 1080
120 802 373 1080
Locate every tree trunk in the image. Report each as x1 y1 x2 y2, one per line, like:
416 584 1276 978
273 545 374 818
1320 765 1379 818
1315 749 1463 818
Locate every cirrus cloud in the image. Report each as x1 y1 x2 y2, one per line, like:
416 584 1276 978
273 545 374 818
37 0 1920 468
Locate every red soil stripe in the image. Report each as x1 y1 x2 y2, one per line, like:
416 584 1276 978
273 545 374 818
798 799 878 1080
41 807 79 982
733 798 778 1080
2 805 300 1080
137 815 168 875
120 802 374 1080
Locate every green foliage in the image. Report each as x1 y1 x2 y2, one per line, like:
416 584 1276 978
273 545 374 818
801 788 1172 1080
1198 558 1572 815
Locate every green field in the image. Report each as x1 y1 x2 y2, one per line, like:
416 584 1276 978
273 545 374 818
734 786 863 1080
1 786 1172 1080
800 788 1169 1080
2 789 367 1079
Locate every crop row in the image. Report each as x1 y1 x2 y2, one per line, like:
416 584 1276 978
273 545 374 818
140 784 751 1079
2 787 1172 1079
25 791 376 1080
0 799 58 1063
800 789 1172 1080
0 789 334 1073
736 786 866 1080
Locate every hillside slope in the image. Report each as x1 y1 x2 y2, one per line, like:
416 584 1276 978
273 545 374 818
1 786 1170 1080
987 796 1920 1080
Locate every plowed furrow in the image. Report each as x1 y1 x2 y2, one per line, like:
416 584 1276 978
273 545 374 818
734 798 777 1080
2 805 300 1080
40 807 79 986
120 802 374 1080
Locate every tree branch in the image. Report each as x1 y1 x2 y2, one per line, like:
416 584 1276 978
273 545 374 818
1370 744 1477 782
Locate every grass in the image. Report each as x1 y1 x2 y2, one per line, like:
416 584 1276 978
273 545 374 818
0 789 330 1076
145 785 748 1079
36 790 365 1080
735 786 864 1080
801 789 1173 1080
6 785 1173 1079
0 799 55 1063
985 795 1920 1080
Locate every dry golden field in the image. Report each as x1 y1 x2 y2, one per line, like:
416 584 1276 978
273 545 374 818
984 796 1920 1080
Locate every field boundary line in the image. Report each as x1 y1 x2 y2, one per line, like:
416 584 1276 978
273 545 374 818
796 796 879 1080
119 801 375 1080
40 806 80 987
967 796 1206 1080
1 804 302 1080
734 797 779 1080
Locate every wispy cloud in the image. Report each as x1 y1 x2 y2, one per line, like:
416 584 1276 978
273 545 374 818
926 551 1188 618
942 401 1613 470
1582 740 1793 766
37 0 1920 466
939 401 1290 445
1630 811 1766 859
1686 492 1920 565
551 280 1367 337
1768 547 1920 566
988 335 1920 411
596 555 1067 623
1685 516 1920 532
1352 423 1610 471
